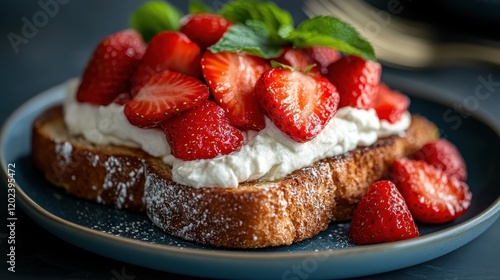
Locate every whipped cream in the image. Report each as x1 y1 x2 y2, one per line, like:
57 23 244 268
63 78 411 188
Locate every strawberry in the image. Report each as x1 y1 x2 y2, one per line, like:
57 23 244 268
306 46 340 74
349 180 419 245
131 31 202 95
76 29 146 105
412 139 467 182
201 51 269 131
124 70 209 128
326 55 381 110
390 159 472 224
180 13 233 49
112 92 132 105
255 67 340 142
162 100 244 161
374 83 410 124
275 47 322 77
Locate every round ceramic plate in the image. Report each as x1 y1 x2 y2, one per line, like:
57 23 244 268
1 79 499 280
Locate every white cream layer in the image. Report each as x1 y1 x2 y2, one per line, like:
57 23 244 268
64 78 411 188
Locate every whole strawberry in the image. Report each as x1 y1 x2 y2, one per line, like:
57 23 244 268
76 29 146 105
349 180 419 245
391 158 472 224
412 139 467 182
326 55 381 110
255 67 340 142
162 101 244 161
180 13 233 49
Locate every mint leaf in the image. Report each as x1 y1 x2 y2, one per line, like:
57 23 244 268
208 22 283 58
288 16 376 61
189 0 213 14
218 0 293 44
130 1 182 42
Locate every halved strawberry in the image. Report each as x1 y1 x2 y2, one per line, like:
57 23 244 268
180 13 233 49
326 55 381 110
124 70 209 128
412 139 467 182
275 47 322 77
162 100 244 161
374 83 410 124
201 51 269 131
306 46 340 74
349 180 419 245
131 31 202 95
112 92 132 106
390 158 472 224
255 67 340 142
76 29 146 105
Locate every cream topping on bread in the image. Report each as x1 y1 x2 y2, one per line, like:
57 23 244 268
64 78 411 188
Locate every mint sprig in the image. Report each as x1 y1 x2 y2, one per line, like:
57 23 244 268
130 1 182 42
288 16 376 61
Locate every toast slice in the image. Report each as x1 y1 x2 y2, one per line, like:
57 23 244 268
32 105 437 248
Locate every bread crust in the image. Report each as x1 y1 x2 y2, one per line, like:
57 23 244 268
32 105 437 248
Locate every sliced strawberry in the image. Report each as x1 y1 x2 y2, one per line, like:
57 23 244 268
349 180 419 245
390 159 472 224
76 29 146 105
131 31 202 95
374 83 410 124
326 55 381 110
255 68 340 142
180 13 233 49
412 139 467 182
275 47 322 77
306 46 340 74
124 70 209 128
162 100 244 161
201 51 269 131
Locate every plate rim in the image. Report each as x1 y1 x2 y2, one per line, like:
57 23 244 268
1 79 499 277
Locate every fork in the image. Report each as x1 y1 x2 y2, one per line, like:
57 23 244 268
303 0 500 68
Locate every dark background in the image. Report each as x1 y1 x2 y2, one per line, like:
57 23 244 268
1 1 499 279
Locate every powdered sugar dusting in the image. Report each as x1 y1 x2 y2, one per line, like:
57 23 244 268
55 140 73 163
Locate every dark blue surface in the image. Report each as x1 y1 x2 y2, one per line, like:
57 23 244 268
1 1 500 279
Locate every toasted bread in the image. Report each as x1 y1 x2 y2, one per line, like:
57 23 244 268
31 105 437 248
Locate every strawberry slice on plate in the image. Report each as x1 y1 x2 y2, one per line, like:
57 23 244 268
180 13 233 49
255 67 340 142
77 29 146 105
374 83 410 124
275 47 322 78
162 100 244 161
326 55 381 110
124 70 209 128
201 51 269 131
390 158 472 224
131 31 202 95
349 180 419 245
412 139 468 182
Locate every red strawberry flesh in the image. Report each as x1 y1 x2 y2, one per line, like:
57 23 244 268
255 68 340 142
180 13 233 49
124 70 209 128
390 158 472 224
374 83 410 124
202 51 269 131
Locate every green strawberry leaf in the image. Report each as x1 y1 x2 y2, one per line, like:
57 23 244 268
218 0 293 45
130 1 182 42
208 21 283 58
288 16 376 61
189 0 214 14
